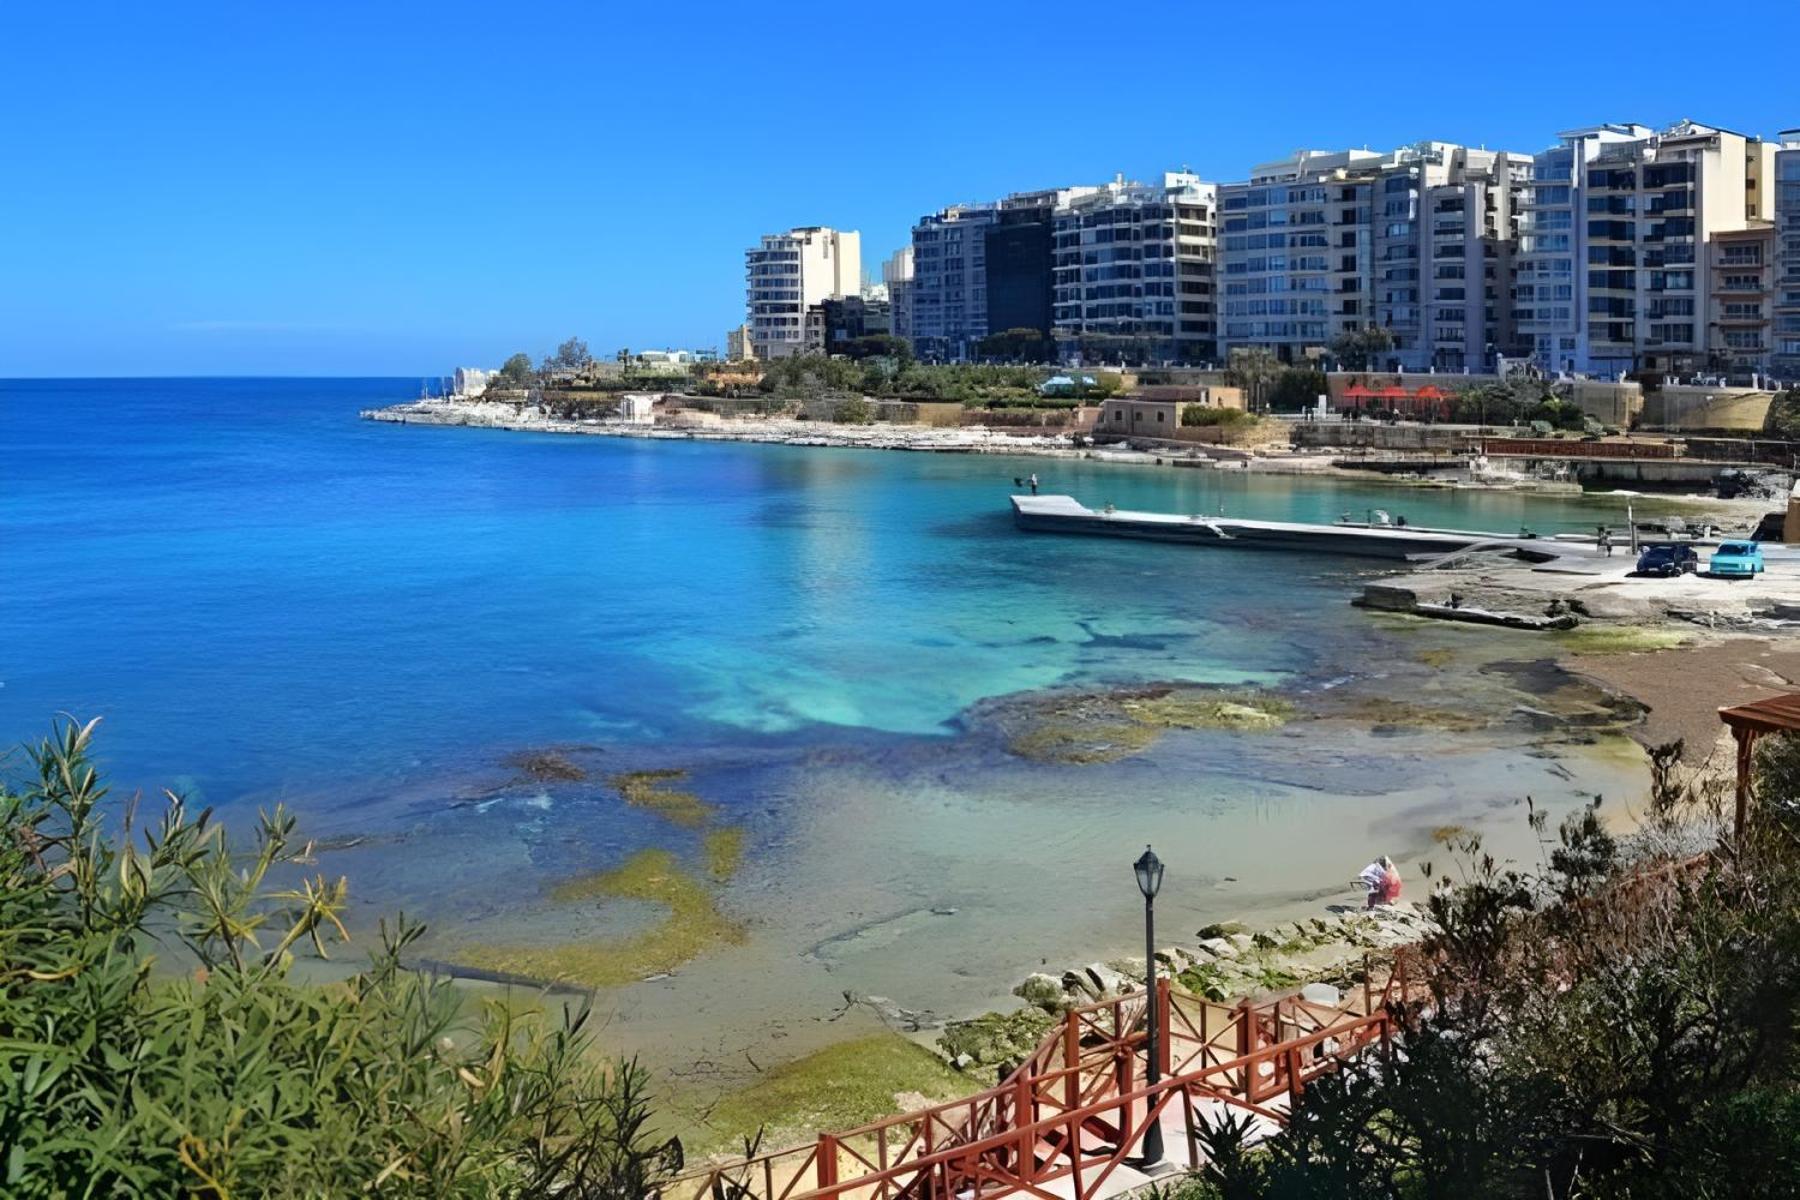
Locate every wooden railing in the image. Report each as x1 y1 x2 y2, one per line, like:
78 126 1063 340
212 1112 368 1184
666 953 1420 1200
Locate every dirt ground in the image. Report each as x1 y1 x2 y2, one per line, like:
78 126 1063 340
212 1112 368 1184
1564 637 1800 767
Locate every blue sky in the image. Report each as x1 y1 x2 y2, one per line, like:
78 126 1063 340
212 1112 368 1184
4 0 1796 377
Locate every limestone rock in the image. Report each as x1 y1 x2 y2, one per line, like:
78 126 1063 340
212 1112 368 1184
1197 937 1238 960
1014 972 1073 1013
1084 962 1133 996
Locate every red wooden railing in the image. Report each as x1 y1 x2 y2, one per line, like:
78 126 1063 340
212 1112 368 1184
666 953 1421 1200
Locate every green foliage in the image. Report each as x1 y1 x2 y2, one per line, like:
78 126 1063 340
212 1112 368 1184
497 352 537 388
1225 347 1281 411
975 327 1055 363
1201 758 1800 1197
1764 387 1800 440
543 337 593 373
1266 368 1328 413
1328 324 1395 371
757 354 863 398
837 334 912 364
833 396 874 425
1181 405 1255 428
0 717 680 1198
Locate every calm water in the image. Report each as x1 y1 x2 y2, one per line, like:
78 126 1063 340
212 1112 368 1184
5 378 1632 813
6 378 1659 1079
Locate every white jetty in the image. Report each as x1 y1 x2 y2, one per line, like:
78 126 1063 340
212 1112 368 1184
1010 494 1583 564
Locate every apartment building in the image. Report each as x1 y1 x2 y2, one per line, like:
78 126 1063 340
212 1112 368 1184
1776 131 1800 380
744 226 861 360
1374 143 1533 371
882 247 915 346
1576 121 1775 376
1516 125 1653 373
1219 143 1529 372
1219 149 1382 364
910 187 1101 361
1708 224 1775 376
1051 172 1219 365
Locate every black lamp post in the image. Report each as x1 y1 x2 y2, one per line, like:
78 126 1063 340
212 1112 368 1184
1133 845 1165 1168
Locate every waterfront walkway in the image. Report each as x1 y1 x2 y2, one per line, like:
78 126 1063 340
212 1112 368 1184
662 958 1419 1200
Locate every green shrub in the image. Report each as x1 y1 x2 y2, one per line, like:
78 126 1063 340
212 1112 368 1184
1181 405 1255 427
0 718 681 1197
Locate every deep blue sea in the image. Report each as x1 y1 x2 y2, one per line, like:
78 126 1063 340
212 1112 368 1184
2 377 1641 818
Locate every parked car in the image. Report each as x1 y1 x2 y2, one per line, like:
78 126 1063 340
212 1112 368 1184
1635 544 1700 577
1709 541 1765 579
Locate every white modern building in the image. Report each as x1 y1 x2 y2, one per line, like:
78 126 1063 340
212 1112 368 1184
725 323 755 362
744 227 861 360
1052 172 1218 365
1775 130 1800 381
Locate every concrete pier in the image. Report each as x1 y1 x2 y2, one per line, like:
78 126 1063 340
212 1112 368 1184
1010 494 1577 563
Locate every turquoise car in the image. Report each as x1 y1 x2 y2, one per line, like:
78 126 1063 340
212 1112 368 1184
1709 541 1764 578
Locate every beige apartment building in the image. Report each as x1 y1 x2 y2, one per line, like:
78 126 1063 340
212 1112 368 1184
744 226 861 360
1579 121 1775 376
1708 224 1775 377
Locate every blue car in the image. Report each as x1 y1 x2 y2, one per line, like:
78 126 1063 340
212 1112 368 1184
1709 541 1764 578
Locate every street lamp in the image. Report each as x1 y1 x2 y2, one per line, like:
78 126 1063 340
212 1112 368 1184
1133 845 1165 1168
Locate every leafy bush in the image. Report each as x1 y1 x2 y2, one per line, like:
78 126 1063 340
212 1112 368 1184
1163 752 1800 1197
832 396 874 425
0 718 680 1198
1181 405 1255 427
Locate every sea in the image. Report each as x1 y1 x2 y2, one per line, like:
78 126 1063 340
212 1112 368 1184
1 377 1653 1075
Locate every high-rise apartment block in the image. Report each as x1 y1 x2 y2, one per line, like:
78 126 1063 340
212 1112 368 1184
744 227 860 360
1774 130 1800 379
1052 172 1218 364
882 248 915 346
1219 143 1529 372
756 117 1800 380
910 187 1102 361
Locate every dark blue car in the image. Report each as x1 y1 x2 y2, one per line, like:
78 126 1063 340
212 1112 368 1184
1635 544 1699 577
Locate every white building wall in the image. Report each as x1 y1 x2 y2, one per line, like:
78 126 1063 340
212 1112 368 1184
745 227 860 359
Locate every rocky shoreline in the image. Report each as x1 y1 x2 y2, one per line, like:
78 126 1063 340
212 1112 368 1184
364 399 1089 459
933 902 1434 1074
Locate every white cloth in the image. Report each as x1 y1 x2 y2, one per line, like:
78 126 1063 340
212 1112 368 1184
1359 862 1387 894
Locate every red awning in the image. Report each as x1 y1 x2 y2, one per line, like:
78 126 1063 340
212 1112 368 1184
1413 385 1451 400
1378 386 1409 399
1342 385 1376 398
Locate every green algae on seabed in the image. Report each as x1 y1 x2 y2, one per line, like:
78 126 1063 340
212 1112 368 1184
1331 697 1488 733
704 827 746 882
455 849 745 987
700 1034 971 1150
611 769 716 827
503 747 589 782
1004 686 1293 765
1552 626 1694 656
936 1007 1058 1071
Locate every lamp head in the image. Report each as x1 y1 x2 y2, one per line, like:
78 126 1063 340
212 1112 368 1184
1133 844 1164 900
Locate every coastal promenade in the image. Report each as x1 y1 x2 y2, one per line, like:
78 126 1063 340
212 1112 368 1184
664 958 1421 1200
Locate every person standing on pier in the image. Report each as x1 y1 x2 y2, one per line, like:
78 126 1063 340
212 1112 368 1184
1598 527 1614 557
1028 473 1039 495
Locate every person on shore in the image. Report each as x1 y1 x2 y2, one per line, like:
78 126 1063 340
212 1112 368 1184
1598 527 1613 557
1028 473 1040 495
1359 855 1399 908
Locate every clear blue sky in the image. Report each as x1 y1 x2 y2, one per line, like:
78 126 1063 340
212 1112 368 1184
4 0 1795 377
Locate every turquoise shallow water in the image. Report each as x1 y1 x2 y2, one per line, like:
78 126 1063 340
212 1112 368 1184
3 377 1642 818
5 378 1662 1072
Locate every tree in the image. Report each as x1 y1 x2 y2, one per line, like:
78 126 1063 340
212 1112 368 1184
0 717 683 1197
1267 368 1329 413
838 334 913 364
1225 347 1281 412
497 352 536 388
1329 324 1396 371
976 327 1055 363
545 336 594 373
